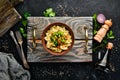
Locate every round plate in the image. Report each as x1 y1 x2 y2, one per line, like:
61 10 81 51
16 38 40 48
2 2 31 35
41 22 74 56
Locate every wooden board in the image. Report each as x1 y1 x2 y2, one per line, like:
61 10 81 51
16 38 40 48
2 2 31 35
27 17 93 62
9 0 24 6
0 0 21 37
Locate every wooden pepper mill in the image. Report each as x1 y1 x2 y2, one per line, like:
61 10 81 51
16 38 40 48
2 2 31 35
94 19 113 43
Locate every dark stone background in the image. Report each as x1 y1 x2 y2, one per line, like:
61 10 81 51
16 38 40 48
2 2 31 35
0 0 120 80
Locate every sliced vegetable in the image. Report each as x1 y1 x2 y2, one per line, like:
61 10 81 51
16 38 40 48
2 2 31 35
97 14 106 24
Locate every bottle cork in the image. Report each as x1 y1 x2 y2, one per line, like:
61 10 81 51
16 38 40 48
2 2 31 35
106 42 113 50
94 19 112 43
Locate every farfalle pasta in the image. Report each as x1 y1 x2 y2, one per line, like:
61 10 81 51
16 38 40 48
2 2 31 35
44 25 72 52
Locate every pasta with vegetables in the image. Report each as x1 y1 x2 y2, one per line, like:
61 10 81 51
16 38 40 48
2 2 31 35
44 25 72 52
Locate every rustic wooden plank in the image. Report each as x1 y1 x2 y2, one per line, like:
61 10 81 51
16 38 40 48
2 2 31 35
27 17 93 40
0 0 21 37
27 17 93 62
8 0 24 6
27 40 92 62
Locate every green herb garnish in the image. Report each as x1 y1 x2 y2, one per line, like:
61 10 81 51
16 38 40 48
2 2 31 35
50 31 65 47
43 8 56 17
107 30 115 39
19 12 31 38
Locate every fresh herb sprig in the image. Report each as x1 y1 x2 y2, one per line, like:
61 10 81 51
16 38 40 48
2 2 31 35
93 14 115 52
43 8 56 17
19 12 31 38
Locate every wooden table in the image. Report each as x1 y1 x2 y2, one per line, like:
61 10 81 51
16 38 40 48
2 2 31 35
0 0 120 80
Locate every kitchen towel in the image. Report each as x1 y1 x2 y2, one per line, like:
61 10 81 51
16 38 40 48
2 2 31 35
0 52 30 80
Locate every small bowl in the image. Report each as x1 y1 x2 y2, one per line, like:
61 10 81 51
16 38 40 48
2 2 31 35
41 22 74 56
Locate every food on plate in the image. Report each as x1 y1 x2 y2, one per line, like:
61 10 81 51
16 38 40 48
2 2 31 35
44 25 72 52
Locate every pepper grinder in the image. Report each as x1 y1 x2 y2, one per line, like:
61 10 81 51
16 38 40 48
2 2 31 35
94 19 112 43
98 42 113 67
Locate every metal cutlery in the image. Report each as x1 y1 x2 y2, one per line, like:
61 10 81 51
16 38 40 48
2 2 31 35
10 31 19 47
10 31 22 58
15 31 29 69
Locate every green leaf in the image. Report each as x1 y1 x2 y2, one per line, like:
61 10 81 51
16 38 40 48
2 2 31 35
93 14 102 30
23 12 31 19
109 30 113 36
43 11 48 17
43 8 56 17
19 12 31 38
46 8 53 13
20 27 24 33
107 33 110 37
93 30 97 35
49 12 56 17
23 33 27 38
108 36 115 39
93 14 97 21
107 30 115 39
102 39 108 45
22 20 27 26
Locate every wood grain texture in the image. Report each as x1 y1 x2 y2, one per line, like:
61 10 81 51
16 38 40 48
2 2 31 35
27 17 93 62
27 40 92 62
27 17 93 40
9 0 23 6
0 0 21 37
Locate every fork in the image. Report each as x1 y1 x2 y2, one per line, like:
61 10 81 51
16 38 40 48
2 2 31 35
10 31 22 59
15 31 30 69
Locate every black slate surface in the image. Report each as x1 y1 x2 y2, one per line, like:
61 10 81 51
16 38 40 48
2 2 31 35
0 0 120 80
